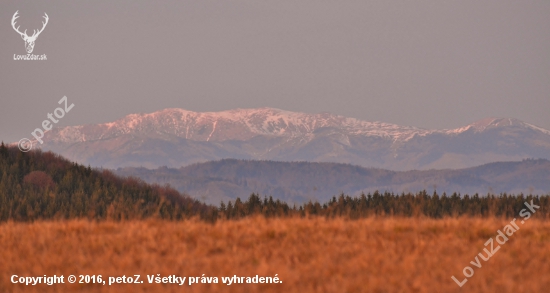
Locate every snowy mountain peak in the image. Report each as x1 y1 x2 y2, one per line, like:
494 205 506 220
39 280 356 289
451 117 550 135
40 108 550 145
25 107 550 170
42 108 426 143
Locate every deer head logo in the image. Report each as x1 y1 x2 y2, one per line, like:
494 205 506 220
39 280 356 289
11 11 49 54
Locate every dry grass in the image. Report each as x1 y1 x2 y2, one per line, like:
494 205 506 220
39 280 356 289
1 217 550 293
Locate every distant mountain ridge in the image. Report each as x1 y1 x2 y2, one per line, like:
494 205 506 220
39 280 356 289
114 158 550 205
26 107 550 170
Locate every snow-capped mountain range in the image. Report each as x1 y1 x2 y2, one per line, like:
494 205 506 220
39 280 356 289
27 107 550 170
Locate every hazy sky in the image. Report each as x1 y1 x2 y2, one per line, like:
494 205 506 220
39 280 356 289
1 0 549 143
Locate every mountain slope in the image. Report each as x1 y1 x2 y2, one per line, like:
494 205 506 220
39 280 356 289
28 107 550 170
114 158 550 204
0 144 215 221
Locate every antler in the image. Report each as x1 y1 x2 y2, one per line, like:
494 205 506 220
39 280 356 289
32 13 49 38
11 11 49 39
11 10 27 37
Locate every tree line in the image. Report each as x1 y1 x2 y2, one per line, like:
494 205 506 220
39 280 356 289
220 192 549 219
1 143 549 222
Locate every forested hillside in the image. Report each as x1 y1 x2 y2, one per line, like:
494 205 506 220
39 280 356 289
2 144 550 221
0 143 216 221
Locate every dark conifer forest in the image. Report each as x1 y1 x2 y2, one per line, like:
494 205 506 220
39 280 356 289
0 143 216 221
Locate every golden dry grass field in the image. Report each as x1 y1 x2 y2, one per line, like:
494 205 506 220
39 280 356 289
1 217 550 293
